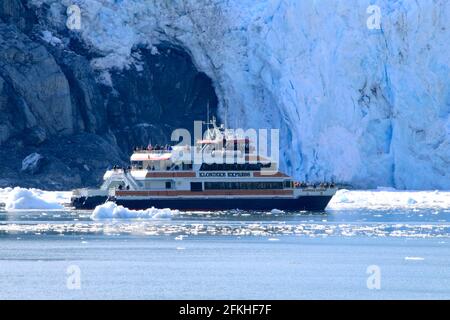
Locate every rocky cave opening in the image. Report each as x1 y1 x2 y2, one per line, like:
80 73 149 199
0 9 219 189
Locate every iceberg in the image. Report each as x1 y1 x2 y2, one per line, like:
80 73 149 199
30 0 450 189
91 201 179 219
3 187 64 210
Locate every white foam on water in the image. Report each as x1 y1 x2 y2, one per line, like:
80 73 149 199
91 201 179 220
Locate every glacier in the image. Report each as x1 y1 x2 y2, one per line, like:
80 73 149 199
31 0 450 189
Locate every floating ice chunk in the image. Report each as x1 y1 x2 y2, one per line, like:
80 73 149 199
328 189 450 210
334 190 354 204
4 187 64 210
270 209 285 214
91 202 178 220
405 257 425 261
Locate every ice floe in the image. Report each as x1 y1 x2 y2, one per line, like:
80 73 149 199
328 189 450 210
1 222 449 239
404 257 425 261
1 187 67 210
91 201 179 220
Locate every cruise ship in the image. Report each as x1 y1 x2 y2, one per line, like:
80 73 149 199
71 119 337 211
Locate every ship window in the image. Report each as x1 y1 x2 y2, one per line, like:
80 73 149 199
284 180 293 188
190 182 203 192
165 181 172 189
131 161 143 169
182 163 193 170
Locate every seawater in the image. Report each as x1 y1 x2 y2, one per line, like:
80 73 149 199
0 208 449 299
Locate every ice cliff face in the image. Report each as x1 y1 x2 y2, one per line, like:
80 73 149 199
2 0 449 189
29 0 449 189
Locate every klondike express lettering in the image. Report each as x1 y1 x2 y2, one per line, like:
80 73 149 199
199 172 252 178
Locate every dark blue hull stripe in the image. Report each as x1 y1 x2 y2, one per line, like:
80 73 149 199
72 196 333 212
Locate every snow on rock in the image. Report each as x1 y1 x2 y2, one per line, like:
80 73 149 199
21 153 44 174
3 187 64 210
91 201 179 220
40 30 63 46
328 189 450 210
32 0 450 189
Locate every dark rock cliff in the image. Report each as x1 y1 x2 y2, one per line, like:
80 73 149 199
0 0 218 189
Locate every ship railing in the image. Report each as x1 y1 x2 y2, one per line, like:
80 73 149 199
293 182 337 190
133 147 178 154
124 171 140 190
101 169 140 191
134 150 171 154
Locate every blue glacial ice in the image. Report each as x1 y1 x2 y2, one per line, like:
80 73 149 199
32 0 450 189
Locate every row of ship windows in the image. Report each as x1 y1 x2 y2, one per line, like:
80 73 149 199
200 163 272 171
131 161 193 170
203 182 289 190
130 162 271 171
118 181 292 191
